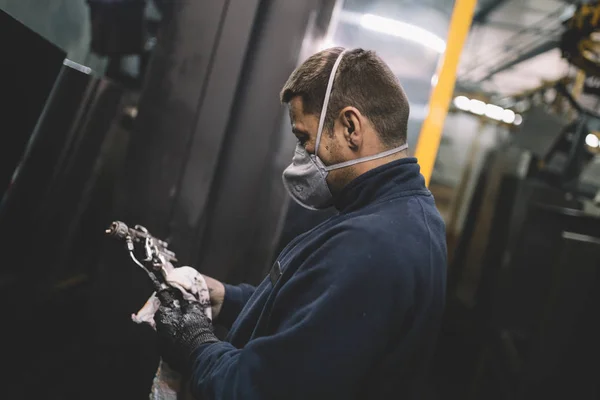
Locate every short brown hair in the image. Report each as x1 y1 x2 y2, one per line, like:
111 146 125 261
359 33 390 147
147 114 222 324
280 47 410 148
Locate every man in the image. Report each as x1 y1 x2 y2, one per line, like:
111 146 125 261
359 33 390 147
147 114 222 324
154 47 447 399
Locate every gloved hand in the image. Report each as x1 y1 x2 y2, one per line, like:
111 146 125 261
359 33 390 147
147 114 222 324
154 289 219 373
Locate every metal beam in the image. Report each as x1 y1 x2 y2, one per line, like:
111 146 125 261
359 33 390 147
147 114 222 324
473 0 510 23
484 20 535 32
476 40 559 82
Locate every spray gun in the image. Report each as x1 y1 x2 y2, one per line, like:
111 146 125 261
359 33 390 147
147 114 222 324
105 221 177 291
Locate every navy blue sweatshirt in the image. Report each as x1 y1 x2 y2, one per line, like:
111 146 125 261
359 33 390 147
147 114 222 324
190 158 447 399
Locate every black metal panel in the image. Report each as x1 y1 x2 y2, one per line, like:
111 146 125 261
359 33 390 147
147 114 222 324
1 71 128 399
112 0 232 238
168 0 262 264
0 9 65 199
0 68 125 286
37 79 125 276
470 204 600 399
517 232 600 399
193 0 323 285
0 64 94 266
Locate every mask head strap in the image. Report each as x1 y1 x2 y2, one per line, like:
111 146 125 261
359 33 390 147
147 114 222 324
323 142 408 171
315 49 348 155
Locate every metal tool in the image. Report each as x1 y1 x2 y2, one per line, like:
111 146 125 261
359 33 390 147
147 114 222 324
106 221 177 290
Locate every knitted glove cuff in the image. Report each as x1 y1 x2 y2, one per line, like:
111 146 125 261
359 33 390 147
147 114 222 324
187 331 219 353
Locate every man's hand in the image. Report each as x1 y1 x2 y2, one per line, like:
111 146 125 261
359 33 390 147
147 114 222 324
202 275 225 320
154 289 219 373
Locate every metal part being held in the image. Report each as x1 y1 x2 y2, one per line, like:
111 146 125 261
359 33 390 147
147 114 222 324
106 220 178 291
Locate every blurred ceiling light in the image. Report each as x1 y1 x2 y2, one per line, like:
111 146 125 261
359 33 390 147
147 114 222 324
453 96 471 111
485 104 504 121
469 99 486 115
514 114 523 126
586 133 600 148
502 109 516 124
359 14 446 53
452 96 521 125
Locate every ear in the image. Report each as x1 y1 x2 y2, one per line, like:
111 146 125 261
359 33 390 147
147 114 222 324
338 106 362 150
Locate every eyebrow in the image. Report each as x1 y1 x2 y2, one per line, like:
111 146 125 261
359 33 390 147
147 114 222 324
292 127 309 136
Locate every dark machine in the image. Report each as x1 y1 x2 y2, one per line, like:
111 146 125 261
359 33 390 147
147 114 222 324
436 65 600 400
560 1 600 77
435 6 600 394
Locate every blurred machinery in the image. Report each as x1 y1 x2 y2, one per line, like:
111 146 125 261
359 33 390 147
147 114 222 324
434 13 600 396
561 0 600 77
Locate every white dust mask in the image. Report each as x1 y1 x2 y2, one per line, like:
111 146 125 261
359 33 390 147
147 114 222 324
282 50 408 210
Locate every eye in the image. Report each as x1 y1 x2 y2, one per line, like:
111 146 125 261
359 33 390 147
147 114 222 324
292 127 309 146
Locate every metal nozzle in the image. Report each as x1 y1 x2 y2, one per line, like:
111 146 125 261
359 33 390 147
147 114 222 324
105 221 129 238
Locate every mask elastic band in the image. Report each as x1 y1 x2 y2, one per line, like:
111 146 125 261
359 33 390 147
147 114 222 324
323 143 409 171
315 49 348 154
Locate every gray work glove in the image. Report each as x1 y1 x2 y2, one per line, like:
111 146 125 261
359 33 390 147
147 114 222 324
154 289 219 373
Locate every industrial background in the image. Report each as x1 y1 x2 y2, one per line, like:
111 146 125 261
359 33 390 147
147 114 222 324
1 0 599 398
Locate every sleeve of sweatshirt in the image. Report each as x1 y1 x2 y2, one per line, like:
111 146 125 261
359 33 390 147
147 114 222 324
216 283 256 329
188 227 416 400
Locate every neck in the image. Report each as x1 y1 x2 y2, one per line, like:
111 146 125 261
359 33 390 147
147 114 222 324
329 147 409 195
352 148 408 175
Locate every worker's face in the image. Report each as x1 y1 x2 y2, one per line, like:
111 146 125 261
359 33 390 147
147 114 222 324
288 97 355 194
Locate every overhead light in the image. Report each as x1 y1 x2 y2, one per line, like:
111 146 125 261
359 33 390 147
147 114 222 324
485 104 504 121
502 109 516 124
359 14 446 53
453 96 471 111
514 114 523 126
586 133 600 148
469 99 486 115
452 96 521 126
